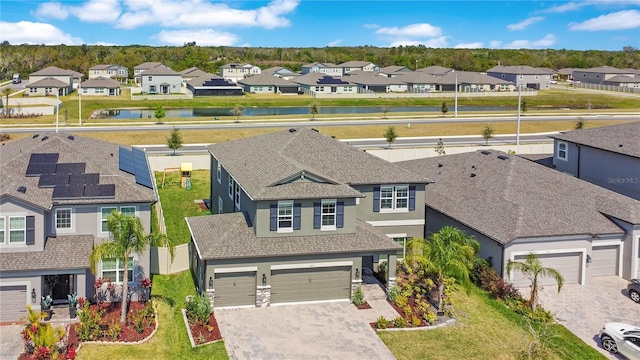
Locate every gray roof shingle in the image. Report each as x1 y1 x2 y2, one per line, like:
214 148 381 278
487 65 554 75
25 77 70 88
238 73 299 87
0 235 94 271
187 213 401 260
549 122 640 158
80 76 121 89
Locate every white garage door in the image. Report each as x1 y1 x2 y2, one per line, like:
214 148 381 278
213 271 256 308
0 285 27 322
591 246 619 277
512 252 581 287
271 266 351 304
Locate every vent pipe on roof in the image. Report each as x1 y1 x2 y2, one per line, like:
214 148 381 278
497 155 508 160
32 134 39 139
470 173 476 178
41 136 49 141
67 135 74 140
438 163 443 168
17 186 26 193
289 128 297 133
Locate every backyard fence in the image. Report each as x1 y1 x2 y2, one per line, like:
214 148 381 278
572 82 640 94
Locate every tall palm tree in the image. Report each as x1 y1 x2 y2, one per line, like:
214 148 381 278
405 226 479 311
89 210 175 324
507 253 564 311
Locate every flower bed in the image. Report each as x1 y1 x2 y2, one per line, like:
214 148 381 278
354 301 372 310
181 309 223 347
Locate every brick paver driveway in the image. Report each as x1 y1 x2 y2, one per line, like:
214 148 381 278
216 301 396 360
537 276 640 359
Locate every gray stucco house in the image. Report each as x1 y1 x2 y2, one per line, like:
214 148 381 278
0 133 156 323
26 66 77 96
397 150 640 287
187 128 431 309
139 65 182 94
486 65 552 90
550 122 640 201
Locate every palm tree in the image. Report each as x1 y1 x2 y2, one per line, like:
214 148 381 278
231 104 243 122
89 210 175 324
507 253 564 311
310 102 319 119
405 226 479 311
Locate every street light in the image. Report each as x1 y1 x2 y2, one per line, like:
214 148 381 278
78 82 82 126
55 87 59 133
516 84 522 153
454 73 458 118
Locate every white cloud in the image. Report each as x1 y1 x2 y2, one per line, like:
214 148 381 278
33 2 69 20
390 36 448 48
376 23 442 37
34 0 121 23
490 40 502 48
543 2 583 13
327 39 342 47
569 10 640 30
503 34 556 48
94 41 119 46
543 0 640 13
507 17 545 30
455 42 484 49
153 29 238 46
0 21 83 45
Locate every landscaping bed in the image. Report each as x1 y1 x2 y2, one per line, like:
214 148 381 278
70 301 156 343
183 310 223 346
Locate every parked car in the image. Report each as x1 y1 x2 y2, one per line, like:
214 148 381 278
629 279 640 303
12 73 21 84
599 322 640 359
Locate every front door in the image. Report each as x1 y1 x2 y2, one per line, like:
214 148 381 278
45 274 74 304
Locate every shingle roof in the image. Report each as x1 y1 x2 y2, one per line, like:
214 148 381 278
395 72 440 84
187 213 401 260
487 65 553 75
0 235 93 271
379 66 412 74
208 128 431 201
549 122 640 159
30 66 74 77
604 75 640 83
417 66 453 75
292 72 347 86
238 73 299 87
442 71 514 85
558 68 577 75
574 66 635 74
343 72 406 85
141 65 179 76
0 133 156 210
179 67 209 78
25 77 69 88
186 73 238 87
396 150 640 244
339 61 374 68
80 76 121 89
134 62 163 70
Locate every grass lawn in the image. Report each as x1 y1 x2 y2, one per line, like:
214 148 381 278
379 287 605 360
76 271 228 360
155 169 211 245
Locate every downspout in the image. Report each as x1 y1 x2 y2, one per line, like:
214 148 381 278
576 144 581 178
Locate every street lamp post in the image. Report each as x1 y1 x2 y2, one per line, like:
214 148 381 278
78 83 82 126
55 87 59 133
454 73 458 118
516 84 522 153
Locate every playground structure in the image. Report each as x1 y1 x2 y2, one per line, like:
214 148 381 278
161 163 192 189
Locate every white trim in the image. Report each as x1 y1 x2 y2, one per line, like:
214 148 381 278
556 141 568 161
386 233 408 239
591 242 623 277
509 248 586 285
214 266 258 274
592 240 622 247
214 304 256 310
320 199 337 230
256 285 271 290
271 261 353 271
54 207 74 233
366 219 425 227
270 298 350 307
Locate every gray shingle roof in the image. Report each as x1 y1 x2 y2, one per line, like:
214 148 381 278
80 76 121 89
487 65 553 75
396 150 640 244
134 62 163 70
208 128 431 201
292 72 345 86
30 66 74 77
379 66 412 74
187 213 401 260
417 66 453 75
339 61 374 68
0 235 93 271
445 71 513 85
574 66 635 74
179 67 209 78
343 72 406 85
238 73 299 87
141 66 179 76
549 122 640 159
605 75 640 83
0 133 156 210
26 77 70 88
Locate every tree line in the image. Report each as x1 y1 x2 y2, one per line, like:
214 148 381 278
1 42 639 81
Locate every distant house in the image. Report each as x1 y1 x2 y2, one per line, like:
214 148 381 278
238 73 300 94
292 73 355 94
549 122 640 201
445 71 514 92
219 63 261 83
603 75 640 88
343 72 408 93
186 74 244 96
397 150 640 285
417 66 453 75
339 61 379 75
557 68 576 81
301 62 343 77
133 62 163 85
179 67 210 85
396 72 439 93
139 66 182 94
88 64 128 84
262 66 297 79
573 66 636 85
26 66 75 96
486 65 552 90
379 66 413 77
80 77 121 96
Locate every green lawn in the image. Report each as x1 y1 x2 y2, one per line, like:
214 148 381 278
155 170 211 245
76 271 228 360
379 287 605 360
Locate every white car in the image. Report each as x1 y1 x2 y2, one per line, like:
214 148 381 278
599 323 640 359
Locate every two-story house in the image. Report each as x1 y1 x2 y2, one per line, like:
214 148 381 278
219 63 261 83
186 128 431 309
79 77 121 96
300 62 343 77
26 66 76 96
486 65 552 90
133 62 163 85
339 61 379 75
88 64 129 84
139 65 182 94
550 122 640 201
0 133 156 323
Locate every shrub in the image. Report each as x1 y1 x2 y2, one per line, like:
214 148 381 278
403 305 413 318
424 311 437 325
106 319 121 340
76 302 102 341
352 286 365 306
478 267 522 301
394 294 408 308
411 315 422 327
471 257 492 285
392 316 407 328
376 316 389 329
378 260 388 282
132 309 146 334
186 293 211 325
387 285 400 303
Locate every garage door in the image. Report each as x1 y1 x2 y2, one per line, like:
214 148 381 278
0 285 27 322
591 246 619 277
213 271 256 308
512 252 581 287
271 266 351 304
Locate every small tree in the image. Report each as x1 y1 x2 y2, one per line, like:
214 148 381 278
506 253 564 311
231 104 243 122
435 138 446 155
2 88 12 116
154 106 165 123
574 118 585 130
383 126 397 149
482 124 494 145
382 106 389 119
521 99 527 114
441 101 448 117
167 127 183 156
310 102 319 119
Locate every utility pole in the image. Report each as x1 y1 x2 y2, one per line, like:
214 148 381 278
516 84 521 153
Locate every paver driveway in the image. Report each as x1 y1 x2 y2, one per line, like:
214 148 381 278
216 301 396 360
0 324 23 360
536 276 640 359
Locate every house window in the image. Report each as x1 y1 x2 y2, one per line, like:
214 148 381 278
149 85 156 93
120 206 136 217
535 75 539 80
216 163 221 183
234 182 241 209
148 76 152 81
228 177 234 199
218 196 223 214
101 257 134 283
557 141 568 161
321 200 336 229
0 216 4 243
380 186 409 212
83 88 87 94
9 216 26 243
96 88 104 94
55 209 72 229
278 202 293 232
380 236 408 261
101 207 117 232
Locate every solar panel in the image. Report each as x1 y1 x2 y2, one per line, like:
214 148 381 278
56 163 86 174
132 148 154 189
99 184 116 198
54 174 70 186
26 162 57 176
119 147 135 174
317 76 349 85
68 174 85 186
84 173 100 185
30 153 59 163
203 78 234 86
68 185 84 198
38 174 56 188
83 185 101 197
52 186 70 199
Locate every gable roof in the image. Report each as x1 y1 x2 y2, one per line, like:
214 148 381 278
291 72 349 86
30 66 74 77
179 67 209 78
487 65 553 75
343 72 406 85
89 64 125 71
339 61 374 68
187 213 401 260
0 133 156 210
208 128 431 201
396 150 640 244
443 71 514 85
549 122 640 159
25 77 69 88
379 65 413 74
141 65 180 76
80 76 121 89
134 62 163 70
574 66 634 75
0 235 93 271
417 66 453 75
238 73 299 87
604 74 640 84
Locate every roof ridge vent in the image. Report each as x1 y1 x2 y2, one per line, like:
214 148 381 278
481 150 491 155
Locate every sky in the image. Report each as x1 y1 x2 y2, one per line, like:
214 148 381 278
0 0 639 50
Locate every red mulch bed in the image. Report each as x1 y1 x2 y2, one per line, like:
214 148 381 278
354 301 372 310
188 312 222 345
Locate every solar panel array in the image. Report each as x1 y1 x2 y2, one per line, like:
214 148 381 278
317 76 349 85
25 152 115 200
118 147 154 189
203 78 233 87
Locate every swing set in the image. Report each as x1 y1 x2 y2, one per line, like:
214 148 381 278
161 163 192 189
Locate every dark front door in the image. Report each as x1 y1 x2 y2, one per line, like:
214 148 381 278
46 274 74 304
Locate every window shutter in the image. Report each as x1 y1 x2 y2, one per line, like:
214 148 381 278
313 202 321 229
293 203 301 230
269 204 277 231
336 202 344 228
26 216 35 245
409 185 416 211
373 187 380 212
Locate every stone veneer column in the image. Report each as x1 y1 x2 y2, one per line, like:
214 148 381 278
387 254 397 290
256 286 271 307
206 289 215 309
